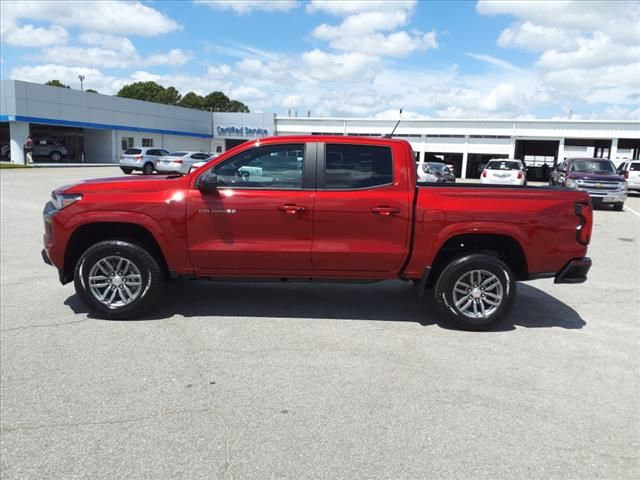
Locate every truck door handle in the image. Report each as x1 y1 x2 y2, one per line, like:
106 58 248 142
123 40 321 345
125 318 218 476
371 206 401 216
277 204 307 214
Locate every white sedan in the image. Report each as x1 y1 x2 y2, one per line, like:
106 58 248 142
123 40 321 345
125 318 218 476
156 151 213 174
480 159 527 186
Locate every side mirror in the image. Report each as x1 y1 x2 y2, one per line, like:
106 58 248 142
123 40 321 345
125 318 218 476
197 172 219 193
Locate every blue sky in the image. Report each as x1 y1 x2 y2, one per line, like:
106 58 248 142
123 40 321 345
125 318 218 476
1 0 638 119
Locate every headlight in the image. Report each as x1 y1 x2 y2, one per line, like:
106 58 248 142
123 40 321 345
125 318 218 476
51 193 82 210
565 179 577 188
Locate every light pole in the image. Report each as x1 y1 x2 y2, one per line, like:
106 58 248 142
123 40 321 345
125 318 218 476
78 75 85 92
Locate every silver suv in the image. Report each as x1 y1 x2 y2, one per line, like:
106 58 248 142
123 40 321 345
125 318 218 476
1 138 69 162
119 147 170 175
33 138 69 162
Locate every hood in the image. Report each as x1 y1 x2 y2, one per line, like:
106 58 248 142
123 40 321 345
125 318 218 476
57 174 186 194
566 172 624 182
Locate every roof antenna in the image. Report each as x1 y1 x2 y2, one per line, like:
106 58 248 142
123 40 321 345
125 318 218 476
384 108 403 138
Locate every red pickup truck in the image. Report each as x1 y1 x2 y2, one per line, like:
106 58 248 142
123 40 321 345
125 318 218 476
42 136 593 330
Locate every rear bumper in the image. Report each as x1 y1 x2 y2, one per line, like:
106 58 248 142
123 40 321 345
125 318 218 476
554 257 592 284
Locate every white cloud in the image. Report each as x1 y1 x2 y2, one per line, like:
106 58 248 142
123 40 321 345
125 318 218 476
10 64 127 93
307 0 417 16
302 49 378 82
477 0 640 116
207 65 232 77
282 95 304 108
195 0 298 14
465 53 524 72
1 1 180 38
144 49 192 67
497 22 577 52
0 23 68 48
537 33 640 70
35 45 138 69
310 3 437 58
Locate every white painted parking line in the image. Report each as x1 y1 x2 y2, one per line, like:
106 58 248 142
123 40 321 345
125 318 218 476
624 204 640 218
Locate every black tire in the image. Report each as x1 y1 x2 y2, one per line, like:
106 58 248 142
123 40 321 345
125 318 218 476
142 162 154 175
434 254 516 331
50 151 63 162
613 204 624 211
121 167 133 174
73 240 164 319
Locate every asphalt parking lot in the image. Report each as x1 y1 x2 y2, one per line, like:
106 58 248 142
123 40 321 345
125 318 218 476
1 167 639 480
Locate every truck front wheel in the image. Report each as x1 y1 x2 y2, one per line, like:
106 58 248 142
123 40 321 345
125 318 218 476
434 254 516 331
73 240 164 319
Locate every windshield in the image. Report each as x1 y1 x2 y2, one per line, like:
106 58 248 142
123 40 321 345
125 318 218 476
168 152 188 157
571 159 615 174
486 161 522 170
123 148 141 155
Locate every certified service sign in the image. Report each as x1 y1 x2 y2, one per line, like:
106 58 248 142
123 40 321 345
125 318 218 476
217 126 269 137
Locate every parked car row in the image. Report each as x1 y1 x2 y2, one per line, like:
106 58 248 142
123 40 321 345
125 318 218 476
119 148 214 175
119 147 638 214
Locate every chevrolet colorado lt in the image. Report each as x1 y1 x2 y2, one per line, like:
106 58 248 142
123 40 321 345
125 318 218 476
42 136 593 330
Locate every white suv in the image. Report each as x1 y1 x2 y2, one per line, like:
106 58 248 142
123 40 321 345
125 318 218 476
119 147 170 175
617 161 640 192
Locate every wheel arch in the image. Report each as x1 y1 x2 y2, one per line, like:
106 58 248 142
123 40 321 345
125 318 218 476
427 233 528 287
63 222 169 284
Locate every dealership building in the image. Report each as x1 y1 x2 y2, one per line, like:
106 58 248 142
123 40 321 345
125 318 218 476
1 79 639 179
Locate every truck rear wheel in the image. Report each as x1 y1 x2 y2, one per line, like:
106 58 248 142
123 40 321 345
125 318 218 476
434 254 516 331
73 240 164 319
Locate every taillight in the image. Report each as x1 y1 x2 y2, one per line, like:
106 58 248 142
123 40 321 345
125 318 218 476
575 202 593 245
624 171 629 179
174 160 183 164
135 155 143 160
517 171 523 179
119 155 124 159
481 170 487 177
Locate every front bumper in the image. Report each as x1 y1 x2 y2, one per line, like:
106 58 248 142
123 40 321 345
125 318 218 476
586 190 627 204
41 248 52 265
555 257 592 284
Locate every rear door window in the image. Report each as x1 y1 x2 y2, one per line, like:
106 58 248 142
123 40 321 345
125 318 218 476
325 144 393 189
629 163 640 171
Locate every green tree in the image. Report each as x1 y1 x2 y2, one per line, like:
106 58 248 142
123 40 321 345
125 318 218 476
116 81 181 105
85 89 98 93
45 80 70 88
227 99 250 113
116 81 250 111
204 91 231 111
179 91 205 110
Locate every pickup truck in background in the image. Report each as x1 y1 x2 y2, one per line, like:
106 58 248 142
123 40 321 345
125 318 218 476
42 136 593 330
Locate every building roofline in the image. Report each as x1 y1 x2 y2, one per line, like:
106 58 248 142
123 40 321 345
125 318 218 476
276 116 640 125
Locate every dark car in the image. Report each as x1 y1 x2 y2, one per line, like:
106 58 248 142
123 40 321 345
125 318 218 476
550 157 627 210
